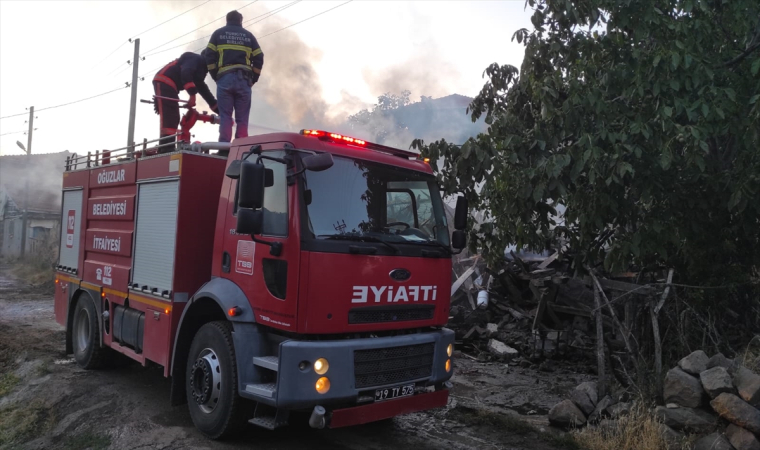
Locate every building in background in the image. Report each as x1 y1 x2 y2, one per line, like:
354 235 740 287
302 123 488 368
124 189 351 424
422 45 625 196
0 151 70 259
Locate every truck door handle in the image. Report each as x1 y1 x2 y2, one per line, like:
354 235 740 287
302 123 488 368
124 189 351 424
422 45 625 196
222 251 231 273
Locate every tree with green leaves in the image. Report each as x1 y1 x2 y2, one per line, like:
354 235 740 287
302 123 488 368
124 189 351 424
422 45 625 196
348 91 412 144
414 0 760 282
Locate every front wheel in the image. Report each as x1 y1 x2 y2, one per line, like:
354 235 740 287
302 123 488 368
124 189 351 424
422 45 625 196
186 321 248 439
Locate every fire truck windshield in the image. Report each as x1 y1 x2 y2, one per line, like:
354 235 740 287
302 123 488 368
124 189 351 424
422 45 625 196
303 156 450 248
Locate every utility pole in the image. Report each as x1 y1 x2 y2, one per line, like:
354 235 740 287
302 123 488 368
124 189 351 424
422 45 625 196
127 38 140 155
19 106 33 258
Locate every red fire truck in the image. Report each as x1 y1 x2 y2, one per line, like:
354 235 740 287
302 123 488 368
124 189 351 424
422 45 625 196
54 129 468 438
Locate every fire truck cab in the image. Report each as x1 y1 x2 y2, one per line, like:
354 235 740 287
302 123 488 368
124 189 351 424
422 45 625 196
54 130 468 438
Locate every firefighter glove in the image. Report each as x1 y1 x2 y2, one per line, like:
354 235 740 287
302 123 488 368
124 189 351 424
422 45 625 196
187 95 197 108
210 103 219 113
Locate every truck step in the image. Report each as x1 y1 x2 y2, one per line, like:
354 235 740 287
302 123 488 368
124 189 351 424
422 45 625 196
249 405 289 430
253 356 279 371
244 382 277 398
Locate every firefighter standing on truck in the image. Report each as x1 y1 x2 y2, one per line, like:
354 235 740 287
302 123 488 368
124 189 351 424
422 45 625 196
205 10 264 146
153 51 218 152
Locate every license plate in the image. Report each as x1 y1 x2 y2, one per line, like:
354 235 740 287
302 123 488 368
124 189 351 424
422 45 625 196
375 384 415 402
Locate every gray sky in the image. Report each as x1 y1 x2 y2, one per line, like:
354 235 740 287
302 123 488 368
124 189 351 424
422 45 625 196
0 1 531 156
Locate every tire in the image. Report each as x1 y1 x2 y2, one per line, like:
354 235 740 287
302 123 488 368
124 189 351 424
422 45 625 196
72 294 109 369
186 321 249 439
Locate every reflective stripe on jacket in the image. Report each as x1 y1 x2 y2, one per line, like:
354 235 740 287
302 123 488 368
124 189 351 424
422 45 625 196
153 52 217 108
205 24 263 80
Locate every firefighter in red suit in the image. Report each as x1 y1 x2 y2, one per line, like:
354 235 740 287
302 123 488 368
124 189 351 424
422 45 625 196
153 51 218 152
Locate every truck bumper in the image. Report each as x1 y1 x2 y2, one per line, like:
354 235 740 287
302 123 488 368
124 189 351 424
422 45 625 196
260 328 454 411
329 389 448 428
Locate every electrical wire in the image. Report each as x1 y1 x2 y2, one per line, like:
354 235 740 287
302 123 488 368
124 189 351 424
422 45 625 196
139 1 351 80
0 130 26 137
2 0 356 120
107 61 132 77
91 0 213 70
142 1 298 59
129 0 211 40
141 1 259 56
258 0 353 39
0 87 128 120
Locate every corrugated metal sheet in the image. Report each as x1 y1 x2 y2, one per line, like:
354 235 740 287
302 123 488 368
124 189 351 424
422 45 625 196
58 189 83 269
131 181 179 293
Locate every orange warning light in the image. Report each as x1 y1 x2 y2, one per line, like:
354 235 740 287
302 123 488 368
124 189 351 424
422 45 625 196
165 308 170 314
101 292 106 298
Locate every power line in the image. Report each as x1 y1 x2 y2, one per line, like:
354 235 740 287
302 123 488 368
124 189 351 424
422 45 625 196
141 1 298 59
130 0 211 40
258 0 354 39
91 1 214 70
141 1 259 57
0 87 128 120
138 1 350 81
107 61 131 77
0 130 26 137
91 42 130 71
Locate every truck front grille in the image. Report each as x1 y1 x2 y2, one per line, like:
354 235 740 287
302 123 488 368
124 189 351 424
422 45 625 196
353 343 434 388
348 305 435 324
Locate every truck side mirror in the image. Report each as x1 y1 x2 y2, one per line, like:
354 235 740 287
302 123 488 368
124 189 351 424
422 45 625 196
454 196 468 230
302 152 333 172
236 208 263 235
225 160 241 179
228 160 273 186
238 160 266 209
452 230 466 250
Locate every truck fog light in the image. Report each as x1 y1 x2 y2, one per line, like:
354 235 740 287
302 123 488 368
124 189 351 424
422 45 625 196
316 377 331 394
314 358 329 375
447 343 453 357
445 359 451 373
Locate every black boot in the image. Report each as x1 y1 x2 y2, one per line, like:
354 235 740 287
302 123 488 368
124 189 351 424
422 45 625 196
158 134 176 154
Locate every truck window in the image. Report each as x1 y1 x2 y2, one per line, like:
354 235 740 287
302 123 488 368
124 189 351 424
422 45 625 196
304 156 449 247
261 153 288 237
234 151 288 237
387 181 435 238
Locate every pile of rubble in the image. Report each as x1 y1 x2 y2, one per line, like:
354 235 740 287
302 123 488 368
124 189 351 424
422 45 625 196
547 350 760 449
547 380 630 428
449 250 638 372
659 350 760 449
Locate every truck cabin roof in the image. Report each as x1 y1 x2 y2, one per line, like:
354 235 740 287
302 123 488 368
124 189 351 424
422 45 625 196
235 130 434 176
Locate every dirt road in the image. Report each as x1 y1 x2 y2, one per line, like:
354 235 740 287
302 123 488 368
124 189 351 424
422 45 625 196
0 264 583 450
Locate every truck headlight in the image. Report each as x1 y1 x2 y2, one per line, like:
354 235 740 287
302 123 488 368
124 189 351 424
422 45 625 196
445 359 452 373
314 358 329 375
316 377 331 394
447 343 453 357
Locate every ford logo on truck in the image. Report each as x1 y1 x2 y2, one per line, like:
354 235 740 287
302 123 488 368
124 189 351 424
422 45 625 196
389 268 411 281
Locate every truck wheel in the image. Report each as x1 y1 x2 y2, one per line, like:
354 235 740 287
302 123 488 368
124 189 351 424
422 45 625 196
72 294 108 369
186 321 248 439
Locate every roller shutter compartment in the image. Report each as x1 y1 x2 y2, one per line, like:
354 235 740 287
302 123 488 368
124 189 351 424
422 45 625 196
131 180 179 294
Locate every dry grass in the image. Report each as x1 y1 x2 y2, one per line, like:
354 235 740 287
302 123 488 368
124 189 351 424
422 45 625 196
8 259 55 290
0 401 56 447
573 403 687 450
0 373 19 398
740 336 760 373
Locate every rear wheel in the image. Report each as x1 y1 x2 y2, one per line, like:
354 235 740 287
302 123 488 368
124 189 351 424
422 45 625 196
186 321 248 439
72 294 109 369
